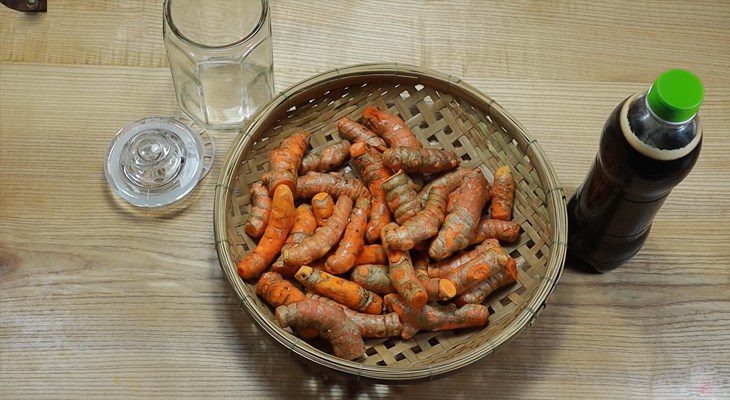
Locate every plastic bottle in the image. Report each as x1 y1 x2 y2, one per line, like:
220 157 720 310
567 69 703 272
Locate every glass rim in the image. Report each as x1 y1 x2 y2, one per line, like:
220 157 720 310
163 0 269 50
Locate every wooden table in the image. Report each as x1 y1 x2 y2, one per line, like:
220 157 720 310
1 1 728 398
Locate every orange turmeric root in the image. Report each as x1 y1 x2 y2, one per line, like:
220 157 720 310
413 253 457 302
244 182 272 238
382 170 423 225
443 259 496 295
295 266 383 315
350 142 393 242
256 271 305 307
383 147 461 175
472 218 521 244
324 197 371 275
283 196 353 267
267 130 311 196
382 294 420 339
350 264 394 295
366 186 391 242
295 172 370 200
311 192 334 227
446 186 462 214
429 169 490 260
417 167 471 207
337 116 387 152
362 107 422 148
275 299 365 360
383 241 427 310
353 244 388 266
381 185 448 251
418 302 490 331
490 165 515 220
384 294 490 340
307 293 402 338
270 204 318 277
428 239 500 278
237 185 296 280
299 140 350 174
256 271 318 338
454 257 518 306
350 142 391 184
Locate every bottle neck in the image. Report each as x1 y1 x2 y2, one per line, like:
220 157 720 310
620 92 702 161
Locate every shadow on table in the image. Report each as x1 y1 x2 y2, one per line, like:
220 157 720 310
564 253 603 275
218 275 572 398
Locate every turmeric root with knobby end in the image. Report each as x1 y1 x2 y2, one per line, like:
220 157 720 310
417 167 471 207
307 293 402 338
299 140 351 175
353 244 388 266
382 294 420 339
256 271 305 307
295 266 383 315
337 116 388 152
490 165 516 220
436 247 510 294
283 196 353 267
444 170 490 215
413 253 457 302
350 264 394 295
244 182 272 238
454 257 518 306
366 181 391 244
237 185 296 280
471 218 521 244
429 169 491 260
383 147 461 175
295 172 370 200
349 142 393 243
362 107 422 149
418 302 490 331
381 185 448 251
256 271 318 338
267 130 311 196
382 170 423 225
428 238 500 278
270 205 318 277
311 192 334 227
349 142 391 187
382 241 428 310
384 294 490 340
443 259 496 295
275 299 365 360
324 197 371 275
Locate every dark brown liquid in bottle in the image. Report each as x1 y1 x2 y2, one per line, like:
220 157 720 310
567 95 701 272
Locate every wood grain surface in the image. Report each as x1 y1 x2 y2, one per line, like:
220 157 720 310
1 1 728 399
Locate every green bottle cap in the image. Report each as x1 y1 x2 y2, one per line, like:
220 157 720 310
647 69 703 122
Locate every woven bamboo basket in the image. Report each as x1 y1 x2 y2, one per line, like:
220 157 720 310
214 63 566 381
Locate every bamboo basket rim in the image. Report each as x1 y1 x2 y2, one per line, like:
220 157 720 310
214 63 567 381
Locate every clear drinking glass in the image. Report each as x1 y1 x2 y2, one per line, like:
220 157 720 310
163 0 275 129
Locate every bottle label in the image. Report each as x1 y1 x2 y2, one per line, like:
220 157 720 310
620 92 702 161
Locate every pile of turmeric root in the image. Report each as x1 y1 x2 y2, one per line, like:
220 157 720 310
237 106 520 361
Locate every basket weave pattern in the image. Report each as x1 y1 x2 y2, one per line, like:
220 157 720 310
215 64 565 380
